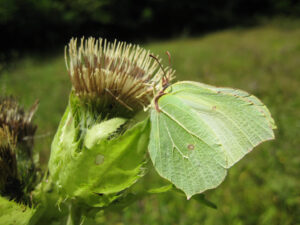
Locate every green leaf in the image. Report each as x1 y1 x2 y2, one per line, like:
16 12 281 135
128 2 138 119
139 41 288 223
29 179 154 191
147 184 174 194
49 104 150 207
0 196 35 225
148 81 276 199
29 178 69 225
191 194 217 209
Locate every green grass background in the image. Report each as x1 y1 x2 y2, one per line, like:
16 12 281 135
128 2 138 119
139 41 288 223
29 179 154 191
1 21 299 225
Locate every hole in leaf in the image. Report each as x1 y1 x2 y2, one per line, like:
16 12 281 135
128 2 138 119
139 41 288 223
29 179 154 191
95 154 104 165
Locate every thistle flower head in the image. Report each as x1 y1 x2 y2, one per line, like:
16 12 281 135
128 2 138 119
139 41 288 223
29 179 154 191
0 96 38 146
0 96 38 204
65 37 175 114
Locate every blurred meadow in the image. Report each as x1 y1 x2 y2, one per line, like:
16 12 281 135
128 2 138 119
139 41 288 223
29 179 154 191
1 21 299 224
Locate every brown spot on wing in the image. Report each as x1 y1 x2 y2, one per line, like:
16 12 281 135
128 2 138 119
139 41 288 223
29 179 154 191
187 144 194 150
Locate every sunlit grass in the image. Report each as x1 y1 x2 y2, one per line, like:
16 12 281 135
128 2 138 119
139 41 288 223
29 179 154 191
1 22 299 224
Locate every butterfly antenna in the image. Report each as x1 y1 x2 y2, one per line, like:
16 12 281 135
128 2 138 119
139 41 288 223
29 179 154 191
166 51 171 67
149 54 169 87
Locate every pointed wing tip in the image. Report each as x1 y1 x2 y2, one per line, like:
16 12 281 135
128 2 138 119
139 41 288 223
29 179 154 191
182 172 228 200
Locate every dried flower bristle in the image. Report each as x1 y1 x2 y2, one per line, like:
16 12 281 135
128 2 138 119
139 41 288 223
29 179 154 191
0 126 17 177
65 37 175 111
0 127 20 200
0 96 38 145
0 97 39 204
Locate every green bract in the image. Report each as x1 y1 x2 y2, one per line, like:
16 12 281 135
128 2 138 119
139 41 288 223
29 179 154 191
0 196 36 225
148 81 276 199
49 97 150 207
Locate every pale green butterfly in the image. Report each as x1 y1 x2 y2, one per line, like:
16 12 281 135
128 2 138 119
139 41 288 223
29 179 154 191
148 69 276 199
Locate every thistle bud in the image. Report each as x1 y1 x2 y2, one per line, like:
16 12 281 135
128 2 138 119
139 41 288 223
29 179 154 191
49 38 174 207
0 96 39 205
65 37 174 116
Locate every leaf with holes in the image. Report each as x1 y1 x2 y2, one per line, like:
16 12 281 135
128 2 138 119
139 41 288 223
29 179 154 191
48 100 150 207
148 81 276 199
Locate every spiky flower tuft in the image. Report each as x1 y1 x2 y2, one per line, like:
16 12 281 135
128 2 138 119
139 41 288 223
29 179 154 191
0 96 39 204
65 37 175 113
0 127 20 201
0 96 38 146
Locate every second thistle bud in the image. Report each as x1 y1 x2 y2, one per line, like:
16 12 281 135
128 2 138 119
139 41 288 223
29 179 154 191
0 96 39 205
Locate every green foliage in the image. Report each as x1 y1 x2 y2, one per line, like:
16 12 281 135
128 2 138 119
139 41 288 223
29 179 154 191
0 196 35 225
1 0 300 59
49 98 150 207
